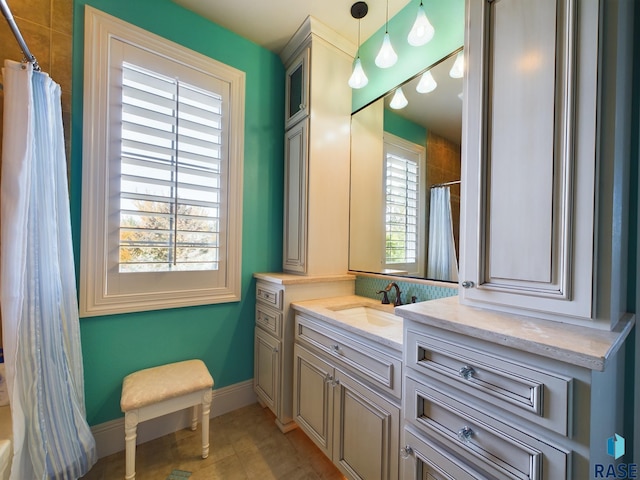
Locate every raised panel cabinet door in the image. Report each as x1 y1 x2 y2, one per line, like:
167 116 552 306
283 118 309 273
332 369 400 480
293 344 334 458
460 0 598 320
254 327 281 413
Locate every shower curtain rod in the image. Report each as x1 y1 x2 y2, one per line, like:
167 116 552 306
0 0 40 71
430 180 461 188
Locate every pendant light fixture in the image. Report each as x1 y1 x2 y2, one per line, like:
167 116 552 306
348 2 369 89
407 0 434 46
389 87 408 109
375 0 397 68
416 69 437 93
449 50 464 78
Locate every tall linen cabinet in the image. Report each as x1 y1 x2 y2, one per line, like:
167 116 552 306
280 17 353 275
254 17 355 433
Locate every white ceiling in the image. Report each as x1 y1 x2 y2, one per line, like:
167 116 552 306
172 0 412 53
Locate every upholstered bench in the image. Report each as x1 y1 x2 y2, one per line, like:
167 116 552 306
120 359 214 480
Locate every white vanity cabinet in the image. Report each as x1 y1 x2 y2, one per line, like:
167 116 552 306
395 298 634 480
460 0 633 327
253 273 354 432
280 17 353 275
293 312 402 480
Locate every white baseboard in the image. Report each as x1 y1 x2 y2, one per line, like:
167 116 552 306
91 379 256 459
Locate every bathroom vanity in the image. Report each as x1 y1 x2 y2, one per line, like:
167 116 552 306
291 296 403 480
253 273 354 432
395 297 634 479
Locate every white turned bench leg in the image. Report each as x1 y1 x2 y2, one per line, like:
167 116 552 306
191 405 198 431
201 390 212 459
124 411 139 480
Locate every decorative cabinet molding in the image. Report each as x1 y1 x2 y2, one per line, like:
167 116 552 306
280 17 352 276
460 0 632 328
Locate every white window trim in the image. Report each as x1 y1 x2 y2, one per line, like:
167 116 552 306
80 6 244 317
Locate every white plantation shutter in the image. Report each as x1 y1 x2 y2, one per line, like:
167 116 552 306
80 8 244 316
119 63 223 272
382 133 425 276
385 152 418 264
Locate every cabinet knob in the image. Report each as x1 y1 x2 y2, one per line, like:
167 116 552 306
331 344 341 354
324 374 334 384
400 445 413 459
457 426 474 443
461 281 475 289
299 103 305 110
458 365 476 380
273 347 279 353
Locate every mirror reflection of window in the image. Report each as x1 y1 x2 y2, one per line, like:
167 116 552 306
383 133 425 277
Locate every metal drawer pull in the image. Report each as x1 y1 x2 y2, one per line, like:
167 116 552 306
273 347 279 353
400 446 413 459
461 281 475 288
458 365 476 380
324 374 334 384
457 426 473 443
330 344 341 354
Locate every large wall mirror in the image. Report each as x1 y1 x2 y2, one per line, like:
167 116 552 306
349 49 462 282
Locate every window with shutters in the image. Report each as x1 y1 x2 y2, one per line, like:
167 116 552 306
383 133 426 276
80 7 245 316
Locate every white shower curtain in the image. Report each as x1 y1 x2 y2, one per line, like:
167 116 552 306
427 186 459 282
1 60 96 479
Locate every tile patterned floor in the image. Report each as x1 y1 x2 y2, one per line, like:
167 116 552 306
81 403 346 480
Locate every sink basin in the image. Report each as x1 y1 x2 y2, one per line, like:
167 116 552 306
332 306 401 327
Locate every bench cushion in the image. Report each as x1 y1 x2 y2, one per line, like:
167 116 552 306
121 359 213 411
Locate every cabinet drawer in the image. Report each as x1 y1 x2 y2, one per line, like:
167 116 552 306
296 315 402 398
402 426 489 480
256 304 282 338
405 329 571 436
405 376 570 480
256 282 283 309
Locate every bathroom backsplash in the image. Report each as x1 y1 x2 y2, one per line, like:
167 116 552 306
355 275 458 305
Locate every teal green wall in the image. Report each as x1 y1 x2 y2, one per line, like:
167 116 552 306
384 108 426 148
71 0 284 425
352 0 464 112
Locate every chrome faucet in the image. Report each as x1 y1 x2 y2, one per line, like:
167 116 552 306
380 282 402 306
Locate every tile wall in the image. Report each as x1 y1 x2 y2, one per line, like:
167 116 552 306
355 275 458 305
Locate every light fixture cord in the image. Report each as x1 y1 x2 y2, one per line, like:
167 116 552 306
385 0 389 33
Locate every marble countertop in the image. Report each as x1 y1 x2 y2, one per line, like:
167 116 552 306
291 295 403 351
254 272 355 285
395 296 635 371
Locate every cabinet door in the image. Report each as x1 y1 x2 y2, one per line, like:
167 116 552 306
460 0 598 321
285 47 310 128
283 119 309 273
333 369 400 480
254 327 281 413
293 344 334 457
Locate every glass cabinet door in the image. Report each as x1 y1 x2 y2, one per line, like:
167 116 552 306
285 47 309 128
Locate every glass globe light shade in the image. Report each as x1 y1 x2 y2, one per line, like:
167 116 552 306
389 87 408 109
407 4 434 47
348 57 369 89
450 51 464 78
416 70 437 93
375 33 398 69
